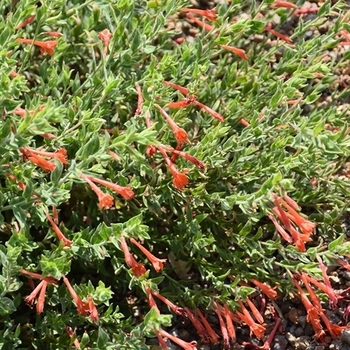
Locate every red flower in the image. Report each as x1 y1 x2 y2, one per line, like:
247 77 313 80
130 238 166 272
250 279 278 300
119 234 147 278
155 104 190 143
245 297 264 324
80 173 114 209
270 1 298 8
66 326 81 349
236 300 266 340
317 256 338 308
180 7 217 22
293 279 326 341
197 309 220 344
21 147 68 164
16 38 58 55
163 80 189 95
158 146 189 191
15 15 36 29
160 145 205 170
135 83 144 115
28 155 56 172
108 151 120 162
220 44 248 60
62 275 99 323
145 287 160 315
155 329 168 350
151 290 186 316
223 304 236 342
46 211 73 247
186 12 214 32
25 280 46 312
269 214 293 244
264 26 293 45
23 271 57 314
146 145 157 157
185 307 209 342
158 329 197 350
85 175 134 200
98 29 112 57
20 269 58 284
212 302 230 349
163 81 224 122
40 133 57 139
6 173 26 191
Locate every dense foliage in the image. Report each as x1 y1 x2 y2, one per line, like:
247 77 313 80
1 0 350 349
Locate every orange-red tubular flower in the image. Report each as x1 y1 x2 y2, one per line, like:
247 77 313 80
223 304 236 342
6 173 26 191
236 309 266 340
119 234 147 278
86 175 134 200
25 280 46 309
184 307 209 342
21 147 68 164
36 280 48 314
180 8 217 22
245 297 264 324
46 211 73 247
158 329 197 350
269 214 293 244
212 302 230 349
155 329 168 350
20 269 58 284
237 300 266 339
270 0 298 8
220 44 248 60
197 309 220 344
80 173 114 210
98 29 112 57
66 326 81 349
155 104 190 143
160 145 205 170
28 155 56 172
130 238 167 272
151 290 186 316
264 26 293 45
163 80 189 95
15 15 36 29
16 38 58 55
24 273 57 313
277 196 316 237
186 13 214 32
135 82 144 115
250 279 278 300
145 287 161 315
317 256 338 309
158 145 189 191
293 280 326 341
62 275 99 323
192 100 225 122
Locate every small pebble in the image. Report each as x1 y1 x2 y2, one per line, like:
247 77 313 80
273 335 288 350
288 308 303 325
343 271 350 281
341 329 350 345
294 327 304 337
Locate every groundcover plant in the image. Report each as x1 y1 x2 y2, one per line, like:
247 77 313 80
1 0 350 349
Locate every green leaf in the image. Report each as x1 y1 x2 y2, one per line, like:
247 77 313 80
97 327 109 348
